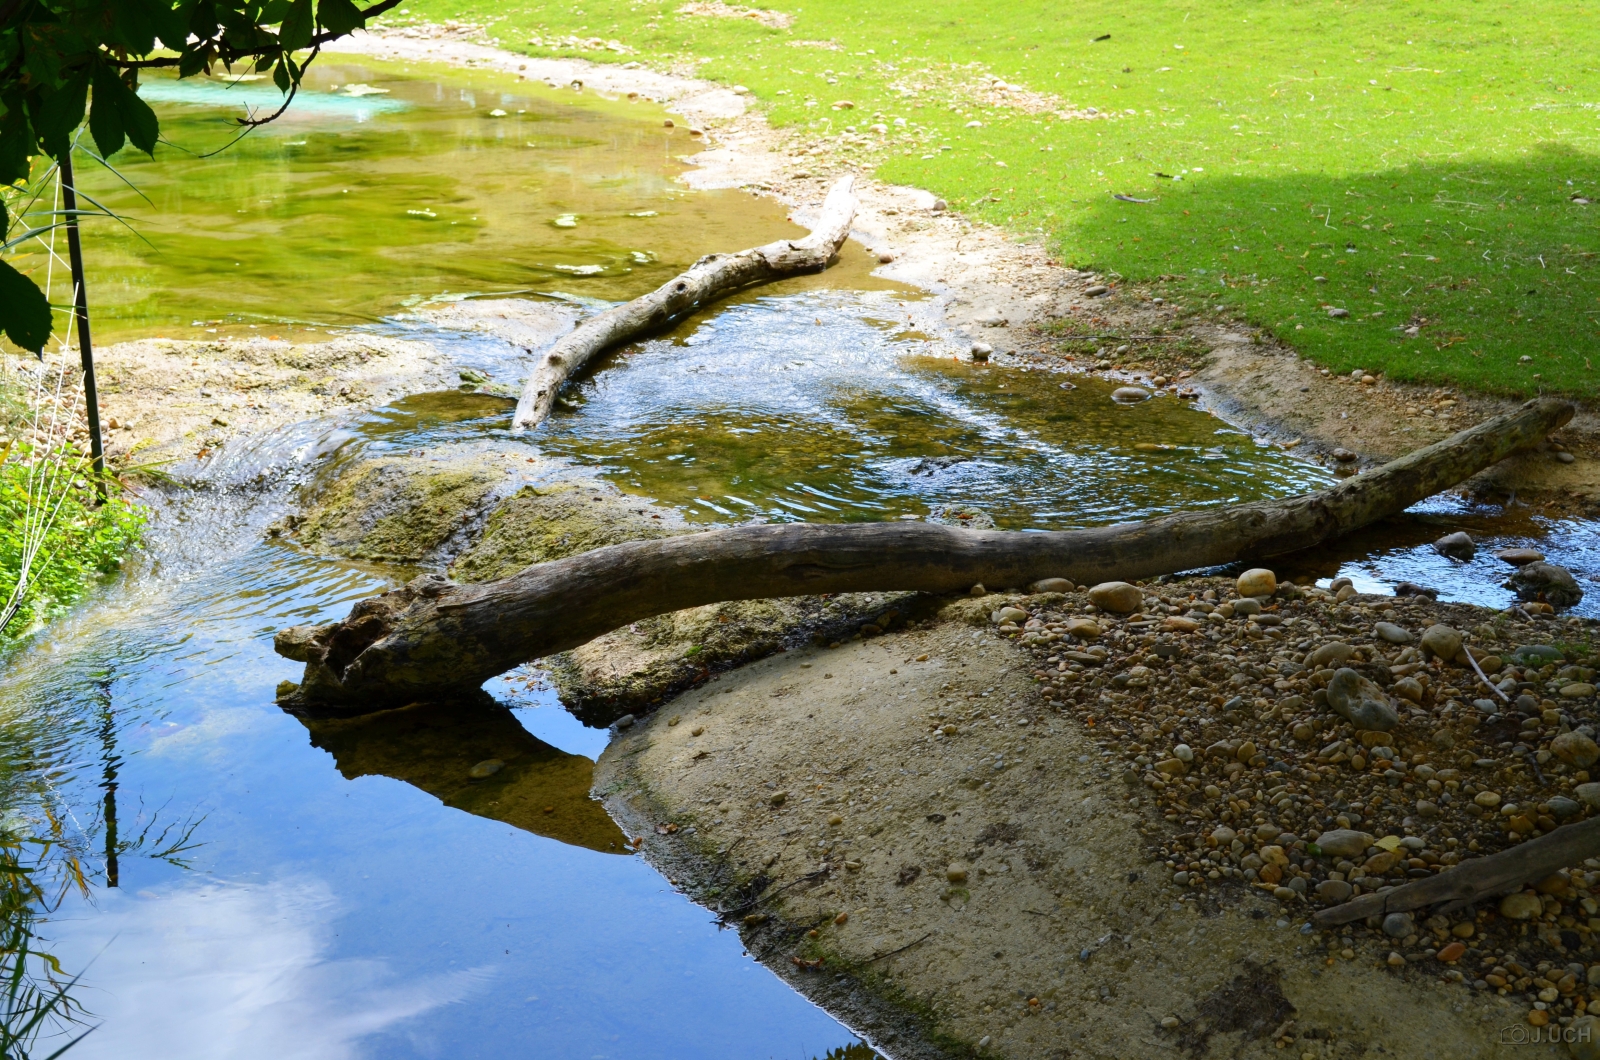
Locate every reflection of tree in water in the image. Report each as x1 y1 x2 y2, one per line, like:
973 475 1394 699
292 697 630 854
813 1045 878 1060
0 677 204 1056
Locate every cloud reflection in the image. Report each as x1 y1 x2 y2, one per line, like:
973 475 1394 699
51 878 490 1060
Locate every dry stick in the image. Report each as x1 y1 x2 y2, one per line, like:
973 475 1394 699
1465 643 1511 703
861 931 935 964
275 398 1574 710
1312 816 1600 928
510 175 859 432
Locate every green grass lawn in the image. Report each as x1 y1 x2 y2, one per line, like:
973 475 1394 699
397 0 1600 398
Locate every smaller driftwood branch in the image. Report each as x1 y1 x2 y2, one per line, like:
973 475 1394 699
511 175 859 432
1312 816 1600 927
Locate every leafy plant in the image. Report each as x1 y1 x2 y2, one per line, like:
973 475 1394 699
0 0 407 351
0 356 144 642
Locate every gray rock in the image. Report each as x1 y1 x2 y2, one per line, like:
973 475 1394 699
613 714 636 729
1382 912 1415 938
1315 829 1374 858
1374 622 1414 645
1308 641 1356 668
1111 386 1150 404
1510 562 1584 608
1331 447 1357 461
1420 624 1463 661
1549 796 1582 820
1512 644 1566 666
1325 668 1399 731
468 758 505 779
1496 547 1545 566
1433 531 1475 560
1576 783 1600 811
1315 879 1354 903
1233 598 1263 617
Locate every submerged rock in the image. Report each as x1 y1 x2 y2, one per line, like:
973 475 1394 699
1432 531 1475 560
1509 561 1584 608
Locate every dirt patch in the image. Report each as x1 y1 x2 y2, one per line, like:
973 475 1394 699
596 595 1539 1058
676 1 794 31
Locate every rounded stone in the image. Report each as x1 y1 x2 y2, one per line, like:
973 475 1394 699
1088 581 1142 613
1065 618 1102 640
1236 568 1277 599
946 865 968 883
1437 941 1466 963
1499 891 1543 920
1374 622 1414 645
1030 577 1073 594
1567 1017 1600 1060
1553 732 1600 769
1420 624 1463 661
468 758 505 779
1432 532 1475 561
1496 547 1545 566
1173 744 1194 763
1173 870 1191 885
1325 668 1399 731
1451 922 1475 939
1315 879 1353 903
1382 912 1415 938
1563 683 1599 700
1308 641 1356 668
1577 783 1600 810
1510 562 1585 609
1474 790 1502 808
1549 796 1582 820
1111 386 1150 403
1314 829 1375 858
992 606 1029 625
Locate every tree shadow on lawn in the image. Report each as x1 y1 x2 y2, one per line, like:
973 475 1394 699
1068 143 1600 397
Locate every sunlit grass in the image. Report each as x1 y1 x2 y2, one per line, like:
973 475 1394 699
401 0 1600 396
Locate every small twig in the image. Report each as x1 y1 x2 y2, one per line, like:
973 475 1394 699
720 867 830 919
1464 643 1510 703
861 931 934 965
1525 752 1548 787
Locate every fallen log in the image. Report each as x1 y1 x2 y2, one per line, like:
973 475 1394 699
275 397 1572 710
1311 814 1600 928
511 175 859 432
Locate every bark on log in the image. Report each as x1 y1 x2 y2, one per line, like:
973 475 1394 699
1311 815 1600 928
511 175 859 432
276 398 1572 711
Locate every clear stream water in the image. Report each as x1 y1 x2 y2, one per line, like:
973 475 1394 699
4 58 1597 1059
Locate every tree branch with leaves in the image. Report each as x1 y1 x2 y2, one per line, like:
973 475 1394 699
0 0 404 352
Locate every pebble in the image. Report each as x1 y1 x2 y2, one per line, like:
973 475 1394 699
1065 618 1102 640
1500 891 1543 920
1386 951 1405 967
1210 826 1237 845
1575 783 1600 810
1474 790 1502 808
1496 548 1545 566
1432 532 1475 561
1236 568 1277 599
1315 829 1374 858
1568 1017 1600 1060
992 606 1029 625
1160 1016 1181 1031
1437 942 1466 963
1331 447 1357 462
1420 624 1463 661
770 791 788 806
1315 879 1353 902
1553 732 1600 769
614 713 637 729
1564 683 1599 699
1233 598 1263 617
1373 622 1413 645
1381 912 1414 938
468 759 505 779
1327 307 1351 318
1087 582 1142 613
1549 796 1582 819
1452 922 1475 939
1173 744 1194 763
1308 641 1355 667
1111 386 1150 404
970 342 992 362
1030 577 1074 594
1084 284 1110 297
1325 668 1399 731
947 865 969 883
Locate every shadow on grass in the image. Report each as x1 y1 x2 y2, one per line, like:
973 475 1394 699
1068 143 1600 397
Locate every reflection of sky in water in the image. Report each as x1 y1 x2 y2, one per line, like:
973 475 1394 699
1324 495 1600 618
137 78 409 120
16 534 858 1059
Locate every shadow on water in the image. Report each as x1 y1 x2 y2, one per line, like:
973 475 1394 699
296 698 629 854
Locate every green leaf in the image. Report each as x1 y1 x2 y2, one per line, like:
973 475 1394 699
36 74 88 159
317 0 367 36
177 46 210 79
0 260 53 354
88 65 127 157
279 0 315 52
117 78 159 155
0 106 29 186
272 57 291 93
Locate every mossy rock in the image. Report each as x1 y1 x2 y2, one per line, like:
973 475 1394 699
549 592 933 726
292 456 505 565
450 481 682 583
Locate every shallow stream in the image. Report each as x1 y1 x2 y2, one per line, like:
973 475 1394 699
4 56 1597 1059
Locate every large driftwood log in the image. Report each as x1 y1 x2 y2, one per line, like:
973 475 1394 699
1312 815 1600 928
511 175 859 432
276 398 1572 710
